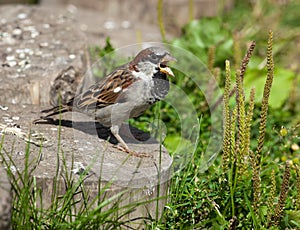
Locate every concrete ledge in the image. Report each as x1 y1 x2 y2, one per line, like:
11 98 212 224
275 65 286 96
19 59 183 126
0 5 87 106
0 164 11 230
0 103 172 227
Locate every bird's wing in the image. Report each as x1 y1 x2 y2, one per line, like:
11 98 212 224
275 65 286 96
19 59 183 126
73 66 137 111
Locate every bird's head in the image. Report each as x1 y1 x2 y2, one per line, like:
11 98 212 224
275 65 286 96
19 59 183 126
130 47 176 78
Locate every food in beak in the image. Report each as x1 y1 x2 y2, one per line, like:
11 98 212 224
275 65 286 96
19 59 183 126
159 65 175 77
159 54 176 77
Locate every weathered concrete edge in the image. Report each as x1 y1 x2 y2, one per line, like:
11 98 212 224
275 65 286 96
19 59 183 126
0 163 11 230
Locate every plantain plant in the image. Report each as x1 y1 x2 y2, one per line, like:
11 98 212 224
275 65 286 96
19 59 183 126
221 31 298 228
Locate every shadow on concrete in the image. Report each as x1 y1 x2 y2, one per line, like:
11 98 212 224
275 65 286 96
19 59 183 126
34 118 154 145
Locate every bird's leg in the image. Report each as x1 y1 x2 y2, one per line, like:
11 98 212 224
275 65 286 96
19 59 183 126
110 125 130 152
110 125 153 158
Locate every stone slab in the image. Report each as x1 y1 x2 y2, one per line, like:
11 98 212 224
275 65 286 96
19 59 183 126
0 103 172 226
0 5 87 105
0 164 11 230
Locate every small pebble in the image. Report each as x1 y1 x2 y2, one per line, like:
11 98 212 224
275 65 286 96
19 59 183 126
40 42 49 48
42 53 53 58
17 13 28 20
24 26 35 32
16 49 23 53
121 20 131 29
18 59 29 67
10 166 17 173
6 55 15 61
7 73 20 78
12 116 20 121
24 48 34 55
7 60 17 67
22 19 32 25
69 54 76 59
34 50 42 56
6 47 13 53
1 32 9 38
12 28 22 36
71 162 86 175
16 151 24 156
31 30 39 38
104 20 115 30
0 105 8 111
18 52 26 59
24 63 31 69
43 23 50 29
144 187 154 196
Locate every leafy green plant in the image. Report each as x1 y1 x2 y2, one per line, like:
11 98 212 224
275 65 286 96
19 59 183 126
172 18 234 67
161 30 300 229
169 5 298 109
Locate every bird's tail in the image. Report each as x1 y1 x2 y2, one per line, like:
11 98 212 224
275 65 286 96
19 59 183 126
33 104 71 124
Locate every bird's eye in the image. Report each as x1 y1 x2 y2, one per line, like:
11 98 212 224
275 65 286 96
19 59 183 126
150 53 159 61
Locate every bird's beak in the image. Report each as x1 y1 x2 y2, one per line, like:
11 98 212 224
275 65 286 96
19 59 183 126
159 54 176 77
159 66 175 77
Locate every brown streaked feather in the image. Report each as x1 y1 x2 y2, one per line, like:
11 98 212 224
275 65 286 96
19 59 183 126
32 104 71 123
35 63 139 122
73 66 137 111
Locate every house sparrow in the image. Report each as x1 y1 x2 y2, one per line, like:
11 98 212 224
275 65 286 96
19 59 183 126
35 47 176 156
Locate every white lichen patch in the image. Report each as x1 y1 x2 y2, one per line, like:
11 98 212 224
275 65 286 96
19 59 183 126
0 122 48 146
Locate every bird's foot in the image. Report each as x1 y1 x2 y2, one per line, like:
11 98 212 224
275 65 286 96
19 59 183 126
114 145 153 158
128 151 153 158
